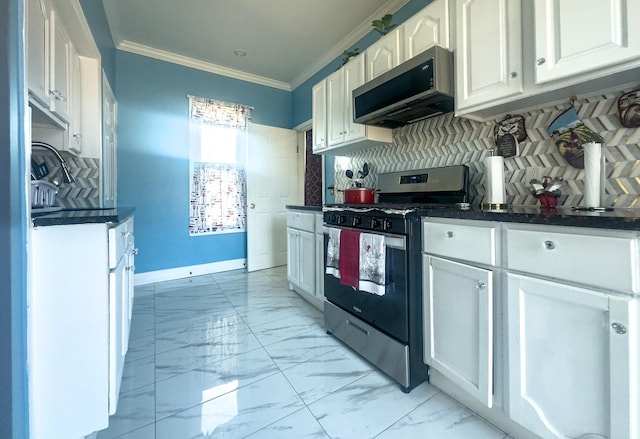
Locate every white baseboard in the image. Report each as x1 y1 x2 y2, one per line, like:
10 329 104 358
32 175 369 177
134 259 247 286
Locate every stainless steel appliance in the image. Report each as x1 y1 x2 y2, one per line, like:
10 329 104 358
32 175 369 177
323 165 469 392
352 45 454 129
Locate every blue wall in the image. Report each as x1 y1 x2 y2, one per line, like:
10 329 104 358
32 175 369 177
115 51 292 273
1 0 29 437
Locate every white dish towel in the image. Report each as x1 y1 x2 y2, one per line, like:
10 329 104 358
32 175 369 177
325 227 341 279
358 233 386 296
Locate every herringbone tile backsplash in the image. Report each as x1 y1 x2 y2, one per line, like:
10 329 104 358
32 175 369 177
334 87 640 208
31 151 100 208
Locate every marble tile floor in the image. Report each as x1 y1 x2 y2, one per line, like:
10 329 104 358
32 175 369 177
96 266 512 439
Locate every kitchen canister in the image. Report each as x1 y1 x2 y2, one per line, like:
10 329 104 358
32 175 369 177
583 142 603 207
483 151 506 209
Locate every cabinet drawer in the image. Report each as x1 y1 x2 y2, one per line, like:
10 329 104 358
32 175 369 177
505 226 639 293
287 211 315 233
423 219 497 266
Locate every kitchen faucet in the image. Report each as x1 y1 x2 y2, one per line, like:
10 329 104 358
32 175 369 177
31 141 75 184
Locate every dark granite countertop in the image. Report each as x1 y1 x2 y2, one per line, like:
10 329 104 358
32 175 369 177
286 205 323 212
420 205 640 231
31 207 136 227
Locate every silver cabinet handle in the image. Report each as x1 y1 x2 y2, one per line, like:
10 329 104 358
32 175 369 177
544 240 556 250
611 323 627 334
446 231 454 238
510 71 518 78
536 57 546 65
477 281 486 290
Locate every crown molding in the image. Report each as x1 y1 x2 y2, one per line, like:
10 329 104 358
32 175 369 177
117 41 292 91
289 0 409 89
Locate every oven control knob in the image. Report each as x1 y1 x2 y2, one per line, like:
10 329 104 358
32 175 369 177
338 215 347 225
383 219 392 230
370 218 380 229
352 217 362 227
330 214 337 224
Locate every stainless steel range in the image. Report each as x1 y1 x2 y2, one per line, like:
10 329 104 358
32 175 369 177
323 165 469 392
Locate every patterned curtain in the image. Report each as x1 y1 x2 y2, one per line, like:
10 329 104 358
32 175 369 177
189 163 246 234
188 96 251 236
189 95 252 130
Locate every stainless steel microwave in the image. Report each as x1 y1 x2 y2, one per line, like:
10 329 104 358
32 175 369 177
352 45 454 129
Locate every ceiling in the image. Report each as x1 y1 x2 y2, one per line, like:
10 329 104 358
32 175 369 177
102 0 409 91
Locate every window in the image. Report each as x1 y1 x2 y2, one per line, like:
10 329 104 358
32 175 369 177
188 96 251 236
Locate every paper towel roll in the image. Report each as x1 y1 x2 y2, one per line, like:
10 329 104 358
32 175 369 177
583 142 602 207
484 155 505 204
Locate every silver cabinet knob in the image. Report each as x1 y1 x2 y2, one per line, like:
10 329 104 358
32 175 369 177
510 72 518 78
446 231 454 238
544 240 556 250
611 323 627 334
477 281 486 290
249 203 256 209
536 57 546 66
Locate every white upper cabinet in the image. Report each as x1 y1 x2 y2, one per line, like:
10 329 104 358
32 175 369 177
403 0 451 60
534 0 640 84
311 80 327 153
327 55 366 147
27 0 49 107
313 53 392 154
48 9 71 122
455 0 523 111
365 27 404 80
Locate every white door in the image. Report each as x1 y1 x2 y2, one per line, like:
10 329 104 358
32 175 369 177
455 0 523 110
507 273 637 439
424 255 493 407
534 0 640 84
246 122 298 272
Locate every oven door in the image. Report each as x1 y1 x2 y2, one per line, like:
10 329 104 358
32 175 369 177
323 226 408 343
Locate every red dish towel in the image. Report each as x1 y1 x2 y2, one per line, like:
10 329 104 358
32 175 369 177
339 229 360 289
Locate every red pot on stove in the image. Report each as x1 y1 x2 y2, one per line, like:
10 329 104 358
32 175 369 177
344 188 376 204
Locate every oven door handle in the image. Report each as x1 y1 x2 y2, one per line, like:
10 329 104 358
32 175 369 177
323 226 406 251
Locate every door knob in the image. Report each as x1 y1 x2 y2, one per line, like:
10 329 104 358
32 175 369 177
249 203 256 209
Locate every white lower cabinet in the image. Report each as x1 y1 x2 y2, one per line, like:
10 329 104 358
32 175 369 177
287 227 315 295
507 273 639 439
423 255 494 407
287 210 324 309
29 215 135 438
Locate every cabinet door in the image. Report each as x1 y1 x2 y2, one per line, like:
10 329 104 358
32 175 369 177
366 28 403 80
315 231 325 300
298 229 316 296
342 54 366 143
27 0 49 105
102 73 118 207
108 256 126 415
534 0 640 84
67 47 82 154
311 80 327 153
423 255 493 407
403 0 451 60
286 227 300 285
326 69 346 147
49 9 70 121
507 273 638 439
455 0 523 111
